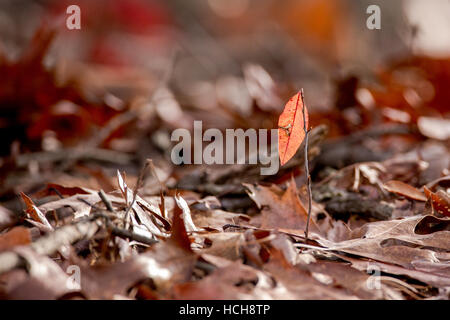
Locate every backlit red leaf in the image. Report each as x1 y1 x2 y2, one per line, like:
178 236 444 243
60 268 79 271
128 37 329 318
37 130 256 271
278 91 309 166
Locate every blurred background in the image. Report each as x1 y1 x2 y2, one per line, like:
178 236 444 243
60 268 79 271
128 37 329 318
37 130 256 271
0 0 449 206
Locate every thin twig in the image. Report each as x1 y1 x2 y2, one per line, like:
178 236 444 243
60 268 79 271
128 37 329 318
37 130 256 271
222 223 312 242
78 198 158 245
0 207 159 275
77 197 102 211
293 243 331 251
124 160 151 229
301 89 313 242
98 189 114 212
0 219 98 275
107 222 158 246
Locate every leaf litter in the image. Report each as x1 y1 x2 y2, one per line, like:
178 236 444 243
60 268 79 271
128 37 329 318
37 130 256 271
0 3 449 300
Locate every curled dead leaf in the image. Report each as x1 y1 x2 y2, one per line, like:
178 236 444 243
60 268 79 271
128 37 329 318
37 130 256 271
20 192 53 230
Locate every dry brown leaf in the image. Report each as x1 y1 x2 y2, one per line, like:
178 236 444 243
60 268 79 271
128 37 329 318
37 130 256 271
301 260 403 299
34 183 93 198
344 254 450 289
116 170 169 238
38 193 121 219
244 181 322 235
192 209 250 230
20 192 53 230
262 250 360 300
384 180 427 201
0 227 31 252
2 247 74 299
199 232 245 260
318 215 450 269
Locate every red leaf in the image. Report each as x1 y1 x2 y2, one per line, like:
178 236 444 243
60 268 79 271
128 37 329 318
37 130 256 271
278 91 309 166
424 187 450 217
20 192 53 230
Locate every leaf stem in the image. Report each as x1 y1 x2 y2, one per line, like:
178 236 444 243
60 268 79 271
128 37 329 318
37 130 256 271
301 89 312 242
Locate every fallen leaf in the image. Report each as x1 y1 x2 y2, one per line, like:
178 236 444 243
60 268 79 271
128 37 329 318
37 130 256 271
68 204 196 299
342 254 450 289
20 192 53 230
383 180 427 201
199 232 245 260
38 193 121 219
191 209 249 231
244 182 311 231
116 170 169 238
244 179 332 239
302 260 403 299
424 186 450 217
414 215 450 234
0 227 31 252
318 215 450 269
2 247 74 299
34 183 93 198
262 250 360 300
174 194 199 233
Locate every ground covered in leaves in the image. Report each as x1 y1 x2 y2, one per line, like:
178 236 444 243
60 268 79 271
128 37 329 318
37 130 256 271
0 0 449 300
